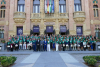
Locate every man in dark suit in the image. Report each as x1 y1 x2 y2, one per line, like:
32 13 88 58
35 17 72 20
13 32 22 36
44 39 47 51
36 38 40 51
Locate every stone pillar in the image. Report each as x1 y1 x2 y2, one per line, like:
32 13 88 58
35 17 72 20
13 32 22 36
40 19 44 35
55 0 59 17
25 0 31 35
68 0 75 35
55 19 59 34
84 0 91 30
66 0 69 12
9 0 15 31
40 0 45 35
81 0 85 11
15 0 17 12
40 0 44 18
31 0 33 13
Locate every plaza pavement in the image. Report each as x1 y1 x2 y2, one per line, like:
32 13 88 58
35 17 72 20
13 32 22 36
0 51 100 67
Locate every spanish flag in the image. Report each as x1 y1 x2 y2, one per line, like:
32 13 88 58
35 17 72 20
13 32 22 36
47 0 49 13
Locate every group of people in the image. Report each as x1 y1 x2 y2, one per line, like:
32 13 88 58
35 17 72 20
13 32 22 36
7 34 97 52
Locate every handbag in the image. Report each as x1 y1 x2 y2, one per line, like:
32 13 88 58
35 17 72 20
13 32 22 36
63 44 65 47
66 44 68 47
87 45 90 47
15 44 18 47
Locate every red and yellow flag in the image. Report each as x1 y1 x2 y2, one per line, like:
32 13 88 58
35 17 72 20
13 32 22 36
47 0 49 13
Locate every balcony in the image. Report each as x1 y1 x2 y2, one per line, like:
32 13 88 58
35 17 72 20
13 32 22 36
31 13 41 22
0 9 6 21
73 11 86 22
58 13 69 22
13 12 26 23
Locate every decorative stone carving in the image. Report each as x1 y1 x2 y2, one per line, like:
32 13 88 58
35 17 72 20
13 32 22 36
13 12 26 23
73 11 86 23
58 13 69 23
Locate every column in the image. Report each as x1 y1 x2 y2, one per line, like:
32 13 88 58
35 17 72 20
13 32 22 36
40 0 44 18
25 0 31 34
15 0 17 12
55 19 59 34
68 0 75 34
84 0 90 30
31 0 33 13
9 0 15 31
40 19 44 35
81 0 85 11
55 0 59 17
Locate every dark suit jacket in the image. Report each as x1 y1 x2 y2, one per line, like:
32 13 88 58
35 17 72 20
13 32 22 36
36 40 40 46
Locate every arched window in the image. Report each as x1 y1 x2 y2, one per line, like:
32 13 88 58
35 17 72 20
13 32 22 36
59 0 66 13
0 6 5 18
74 0 81 11
93 5 98 17
17 0 25 12
33 0 40 13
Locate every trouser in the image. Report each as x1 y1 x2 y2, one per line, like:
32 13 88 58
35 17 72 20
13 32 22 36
11 48 13 51
50 42 52 49
63 46 65 51
44 45 47 51
15 46 18 51
59 44 62 51
73 44 76 50
23 44 26 50
66 44 69 50
40 45 43 51
7 47 10 51
27 44 30 50
56 44 58 51
47 44 50 51
33 45 36 51
84 47 86 51
37 45 40 51
19 44 22 50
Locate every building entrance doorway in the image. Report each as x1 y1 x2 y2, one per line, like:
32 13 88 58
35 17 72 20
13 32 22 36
47 33 53 36
34 33 39 36
61 33 66 35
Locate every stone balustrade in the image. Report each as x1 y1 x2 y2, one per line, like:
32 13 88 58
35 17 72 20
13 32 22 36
73 11 86 22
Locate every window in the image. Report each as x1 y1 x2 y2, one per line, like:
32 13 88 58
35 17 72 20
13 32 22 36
0 30 4 38
33 0 40 13
44 0 54 13
0 6 5 18
59 0 66 13
17 0 25 12
74 0 81 11
93 5 98 17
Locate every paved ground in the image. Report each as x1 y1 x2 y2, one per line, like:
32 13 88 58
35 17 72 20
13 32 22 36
0 51 100 67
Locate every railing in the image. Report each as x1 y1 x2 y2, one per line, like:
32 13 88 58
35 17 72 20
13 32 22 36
31 13 40 18
73 11 85 18
59 13 68 17
45 13 54 18
13 12 26 18
0 9 6 18
73 11 86 22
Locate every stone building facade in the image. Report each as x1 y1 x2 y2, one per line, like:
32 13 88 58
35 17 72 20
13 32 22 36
0 0 99 41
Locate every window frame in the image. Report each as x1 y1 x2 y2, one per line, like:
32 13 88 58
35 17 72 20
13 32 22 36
74 0 82 12
93 5 99 17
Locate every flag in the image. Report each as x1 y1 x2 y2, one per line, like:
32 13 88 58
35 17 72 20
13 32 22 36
50 0 52 13
45 0 47 13
47 0 49 13
52 0 54 13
